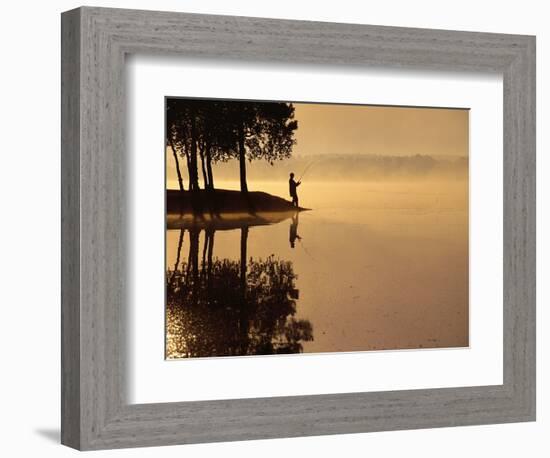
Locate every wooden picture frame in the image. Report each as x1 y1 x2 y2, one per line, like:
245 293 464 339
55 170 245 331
61 6 536 450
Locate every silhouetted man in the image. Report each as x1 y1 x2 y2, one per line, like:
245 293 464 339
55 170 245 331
289 172 301 207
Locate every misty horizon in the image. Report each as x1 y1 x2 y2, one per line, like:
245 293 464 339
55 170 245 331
166 152 468 189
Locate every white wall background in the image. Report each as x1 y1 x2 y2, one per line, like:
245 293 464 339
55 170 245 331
0 1 546 456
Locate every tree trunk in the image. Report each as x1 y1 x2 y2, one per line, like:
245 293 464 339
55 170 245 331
199 145 208 190
238 124 248 193
168 140 185 191
205 144 214 190
184 149 191 189
190 116 199 191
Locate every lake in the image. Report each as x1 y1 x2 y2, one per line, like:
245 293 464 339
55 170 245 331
165 179 469 359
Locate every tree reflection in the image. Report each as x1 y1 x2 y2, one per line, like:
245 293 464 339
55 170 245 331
166 226 313 359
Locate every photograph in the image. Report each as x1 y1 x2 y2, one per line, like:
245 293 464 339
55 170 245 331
164 98 470 359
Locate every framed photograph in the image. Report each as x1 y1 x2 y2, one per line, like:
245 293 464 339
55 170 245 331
61 6 535 450
163 98 470 359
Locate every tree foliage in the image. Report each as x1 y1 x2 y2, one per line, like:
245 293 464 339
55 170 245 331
166 99 298 193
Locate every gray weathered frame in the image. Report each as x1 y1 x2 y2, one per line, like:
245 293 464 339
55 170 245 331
61 6 536 451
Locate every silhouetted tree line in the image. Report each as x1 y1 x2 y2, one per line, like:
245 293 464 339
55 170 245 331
166 227 313 358
166 99 298 193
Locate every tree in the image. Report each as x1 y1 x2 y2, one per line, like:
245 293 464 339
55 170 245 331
167 99 236 192
166 99 201 191
166 99 298 194
225 101 298 193
166 100 186 191
195 100 235 191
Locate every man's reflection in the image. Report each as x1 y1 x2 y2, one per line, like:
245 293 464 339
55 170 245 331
289 212 302 248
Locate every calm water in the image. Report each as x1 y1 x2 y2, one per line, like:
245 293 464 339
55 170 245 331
165 180 469 359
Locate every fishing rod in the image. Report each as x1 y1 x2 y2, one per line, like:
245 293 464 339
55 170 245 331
297 159 318 182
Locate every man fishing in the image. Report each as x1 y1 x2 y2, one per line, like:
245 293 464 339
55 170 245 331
289 172 301 207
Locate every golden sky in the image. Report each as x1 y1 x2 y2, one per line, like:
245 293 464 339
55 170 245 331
293 103 469 157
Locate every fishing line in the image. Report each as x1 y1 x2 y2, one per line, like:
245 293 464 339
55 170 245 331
297 158 319 181
297 237 316 261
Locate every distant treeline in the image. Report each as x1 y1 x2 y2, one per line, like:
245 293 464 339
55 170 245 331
183 154 469 182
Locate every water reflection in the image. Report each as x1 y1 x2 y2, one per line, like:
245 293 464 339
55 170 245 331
166 181 469 358
289 212 301 248
166 213 313 359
